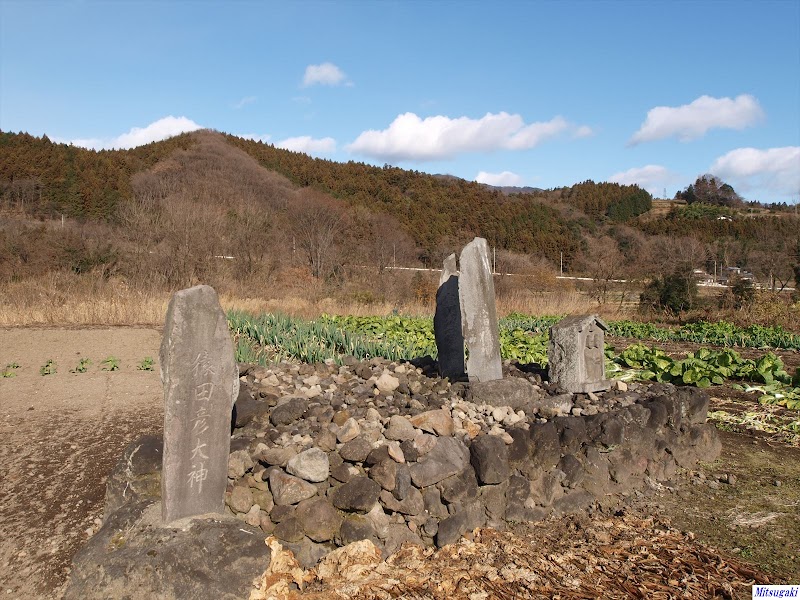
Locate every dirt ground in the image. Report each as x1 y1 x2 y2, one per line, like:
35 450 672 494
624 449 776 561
0 327 797 599
0 327 164 599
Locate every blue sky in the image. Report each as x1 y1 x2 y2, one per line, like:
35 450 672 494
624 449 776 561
1 0 798 203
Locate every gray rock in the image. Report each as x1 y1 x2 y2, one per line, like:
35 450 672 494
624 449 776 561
409 436 470 488
435 502 484 547
160 285 239 523
337 418 361 443
286 448 330 483
105 434 163 520
422 487 449 519
64 502 268 600
383 524 425 556
294 497 342 542
528 421 560 470
274 516 304 542
438 467 479 504
379 487 424 516
269 470 318 506
258 445 297 467
376 372 400 394
459 238 502 382
226 485 254 514
369 459 397 491
557 454 585 489
227 449 253 479
270 397 308 426
337 515 379 546
339 436 374 463
392 464 412 501
330 476 381 513
385 415 416 441
470 434 510 484
232 387 269 429
468 377 537 410
283 538 335 569
532 393 574 418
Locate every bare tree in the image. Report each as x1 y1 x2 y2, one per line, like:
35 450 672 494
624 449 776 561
289 188 349 279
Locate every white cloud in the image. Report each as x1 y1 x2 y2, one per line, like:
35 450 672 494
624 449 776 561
475 171 524 187
65 116 202 150
630 94 764 144
573 125 594 139
608 164 680 196
276 135 336 155
346 112 581 161
302 62 349 87
710 146 800 199
233 96 256 109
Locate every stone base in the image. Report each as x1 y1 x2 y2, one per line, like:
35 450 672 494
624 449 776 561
566 380 613 394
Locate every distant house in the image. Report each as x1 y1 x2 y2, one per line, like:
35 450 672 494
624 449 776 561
719 266 755 284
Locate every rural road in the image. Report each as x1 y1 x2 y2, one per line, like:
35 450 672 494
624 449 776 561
0 327 164 599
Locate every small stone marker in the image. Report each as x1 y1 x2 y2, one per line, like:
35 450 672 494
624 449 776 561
548 314 612 393
161 285 240 523
458 238 502 382
434 253 466 381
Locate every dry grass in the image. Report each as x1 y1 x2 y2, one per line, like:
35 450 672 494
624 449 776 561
0 269 639 327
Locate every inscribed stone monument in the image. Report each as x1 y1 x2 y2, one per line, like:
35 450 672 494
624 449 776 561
434 253 466 381
548 314 612 393
458 237 502 382
161 285 240 523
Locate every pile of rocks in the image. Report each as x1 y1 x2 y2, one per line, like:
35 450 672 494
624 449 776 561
218 357 718 566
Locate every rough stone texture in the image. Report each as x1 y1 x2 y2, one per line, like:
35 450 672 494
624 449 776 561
434 253 466 381
385 415 416 441
270 397 308 426
470 434 510 484
269 470 318 506
286 447 330 483
410 409 454 436
549 314 612 394
376 372 401 394
232 386 268 429
160 284 239 523
468 377 537 410
227 485 254 513
409 437 470 488
339 436 374 463
380 486 424 516
458 237 502 382
331 476 381 513
64 503 269 600
74 356 721 594
533 393 574 418
105 434 163 519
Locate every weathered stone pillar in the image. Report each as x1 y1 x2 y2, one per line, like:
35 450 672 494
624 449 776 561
434 253 466 381
548 314 612 393
160 285 239 523
458 238 502 382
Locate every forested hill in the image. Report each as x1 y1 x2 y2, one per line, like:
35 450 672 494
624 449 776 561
1 129 796 277
0 130 195 219
0 129 653 263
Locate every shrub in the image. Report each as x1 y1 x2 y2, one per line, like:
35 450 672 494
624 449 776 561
640 266 698 314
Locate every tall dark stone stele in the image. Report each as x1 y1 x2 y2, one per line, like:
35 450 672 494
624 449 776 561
160 285 239 523
459 237 503 382
434 253 466 381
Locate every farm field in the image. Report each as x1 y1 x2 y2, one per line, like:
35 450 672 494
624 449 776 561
0 320 798 598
